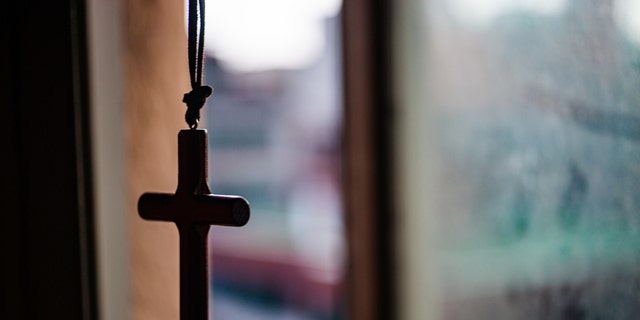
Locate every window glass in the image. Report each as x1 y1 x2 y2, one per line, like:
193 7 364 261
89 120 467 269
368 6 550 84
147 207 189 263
397 1 640 318
202 1 346 319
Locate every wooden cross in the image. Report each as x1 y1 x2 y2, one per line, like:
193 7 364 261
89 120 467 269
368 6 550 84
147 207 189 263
138 129 250 320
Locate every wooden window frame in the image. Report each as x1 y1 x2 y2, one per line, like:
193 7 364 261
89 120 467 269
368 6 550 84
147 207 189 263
342 0 395 319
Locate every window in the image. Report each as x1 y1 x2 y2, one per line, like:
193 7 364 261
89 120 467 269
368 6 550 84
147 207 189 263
396 1 640 318
203 1 346 318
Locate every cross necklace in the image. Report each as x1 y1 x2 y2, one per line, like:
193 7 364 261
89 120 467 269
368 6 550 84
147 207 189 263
137 0 250 319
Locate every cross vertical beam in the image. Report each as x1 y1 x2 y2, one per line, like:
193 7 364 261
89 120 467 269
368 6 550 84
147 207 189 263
178 223 210 320
138 129 250 320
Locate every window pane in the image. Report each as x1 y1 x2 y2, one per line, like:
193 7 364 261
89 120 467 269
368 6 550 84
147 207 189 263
396 1 640 318
202 1 345 319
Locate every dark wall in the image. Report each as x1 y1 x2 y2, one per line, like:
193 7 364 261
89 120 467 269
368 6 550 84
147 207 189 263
0 0 97 318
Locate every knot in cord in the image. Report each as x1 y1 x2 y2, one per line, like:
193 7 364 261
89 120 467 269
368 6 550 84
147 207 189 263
183 85 213 129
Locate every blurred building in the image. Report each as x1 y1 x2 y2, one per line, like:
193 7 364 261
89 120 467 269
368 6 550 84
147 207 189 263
204 15 346 320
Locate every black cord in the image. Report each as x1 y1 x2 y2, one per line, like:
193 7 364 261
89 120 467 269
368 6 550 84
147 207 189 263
183 0 213 129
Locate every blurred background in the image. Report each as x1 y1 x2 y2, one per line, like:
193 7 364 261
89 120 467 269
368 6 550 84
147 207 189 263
201 1 345 319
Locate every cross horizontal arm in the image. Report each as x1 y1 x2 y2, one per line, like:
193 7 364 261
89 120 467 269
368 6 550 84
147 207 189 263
138 192 250 227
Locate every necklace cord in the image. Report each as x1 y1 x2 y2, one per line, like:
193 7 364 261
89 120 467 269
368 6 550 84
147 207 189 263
183 0 212 129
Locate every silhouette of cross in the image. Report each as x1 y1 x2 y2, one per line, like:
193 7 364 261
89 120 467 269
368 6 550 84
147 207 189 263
138 129 250 320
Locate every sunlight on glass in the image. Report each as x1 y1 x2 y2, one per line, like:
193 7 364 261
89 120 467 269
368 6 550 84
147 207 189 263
204 0 341 72
614 0 640 45
447 0 566 26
